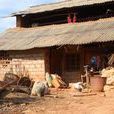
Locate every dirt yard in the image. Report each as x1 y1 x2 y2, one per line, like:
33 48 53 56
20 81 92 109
0 88 114 114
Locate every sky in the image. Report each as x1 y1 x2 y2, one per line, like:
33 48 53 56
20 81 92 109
0 0 59 33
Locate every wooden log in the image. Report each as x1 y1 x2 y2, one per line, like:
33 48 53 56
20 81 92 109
0 80 18 93
11 85 31 94
73 93 97 97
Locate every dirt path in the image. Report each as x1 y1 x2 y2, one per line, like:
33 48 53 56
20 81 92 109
0 89 114 114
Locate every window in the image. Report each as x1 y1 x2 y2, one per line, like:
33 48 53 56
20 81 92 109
0 51 11 68
65 53 80 72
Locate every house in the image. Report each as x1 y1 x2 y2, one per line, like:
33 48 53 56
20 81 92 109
0 0 114 84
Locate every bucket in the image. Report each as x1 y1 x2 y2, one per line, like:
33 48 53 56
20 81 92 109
90 75 106 92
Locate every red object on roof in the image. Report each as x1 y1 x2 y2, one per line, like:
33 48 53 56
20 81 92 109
67 15 72 23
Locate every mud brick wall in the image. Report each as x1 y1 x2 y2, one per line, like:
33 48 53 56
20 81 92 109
0 49 46 81
62 72 81 84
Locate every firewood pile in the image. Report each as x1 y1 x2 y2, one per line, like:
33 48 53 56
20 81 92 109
0 73 34 98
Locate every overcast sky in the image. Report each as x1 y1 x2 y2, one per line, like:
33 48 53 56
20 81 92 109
0 0 58 33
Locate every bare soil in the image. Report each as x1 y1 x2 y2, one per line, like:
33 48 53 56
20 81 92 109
0 88 114 114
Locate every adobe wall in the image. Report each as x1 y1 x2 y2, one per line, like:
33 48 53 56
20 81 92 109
0 48 46 81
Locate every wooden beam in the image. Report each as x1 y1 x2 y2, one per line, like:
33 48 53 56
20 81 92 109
16 15 24 27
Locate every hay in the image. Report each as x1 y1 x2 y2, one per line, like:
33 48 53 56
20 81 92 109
101 67 114 85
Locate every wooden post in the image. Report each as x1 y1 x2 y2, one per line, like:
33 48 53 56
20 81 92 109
16 15 23 27
84 65 89 85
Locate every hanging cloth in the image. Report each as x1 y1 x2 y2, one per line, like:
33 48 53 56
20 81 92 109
67 14 72 23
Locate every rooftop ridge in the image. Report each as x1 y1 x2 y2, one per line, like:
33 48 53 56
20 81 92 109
11 0 113 16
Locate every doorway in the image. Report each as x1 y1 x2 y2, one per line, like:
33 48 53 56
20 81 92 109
50 48 63 76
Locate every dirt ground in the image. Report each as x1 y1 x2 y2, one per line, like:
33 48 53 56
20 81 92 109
0 88 114 114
